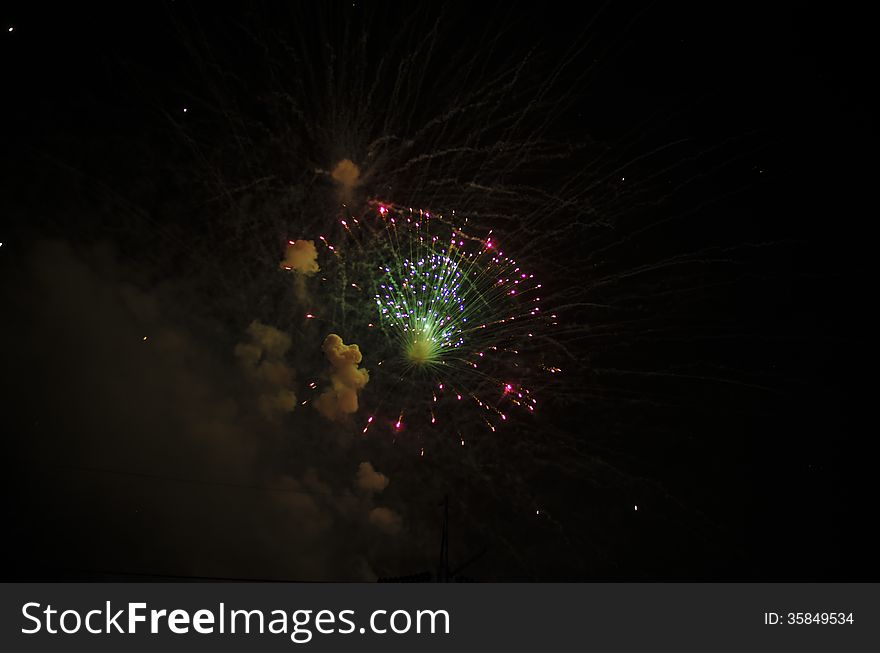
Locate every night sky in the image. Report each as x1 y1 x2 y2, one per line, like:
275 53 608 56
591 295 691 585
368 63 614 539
1 2 873 581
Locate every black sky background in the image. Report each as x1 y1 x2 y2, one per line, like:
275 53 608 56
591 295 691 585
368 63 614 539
1 2 874 580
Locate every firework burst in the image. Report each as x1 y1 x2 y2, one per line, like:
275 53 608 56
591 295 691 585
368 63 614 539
294 200 551 438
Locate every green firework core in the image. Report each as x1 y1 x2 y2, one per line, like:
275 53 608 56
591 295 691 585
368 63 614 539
405 336 440 366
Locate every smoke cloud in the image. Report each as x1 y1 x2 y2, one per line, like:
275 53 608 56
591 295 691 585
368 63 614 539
2 240 427 582
234 321 297 420
280 240 319 276
314 334 370 422
356 462 390 494
280 239 319 302
330 159 361 201
369 507 403 536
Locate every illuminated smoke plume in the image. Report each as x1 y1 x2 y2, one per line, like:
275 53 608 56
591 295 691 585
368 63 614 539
368 507 402 535
314 333 369 421
280 239 319 301
330 159 361 202
234 320 297 420
356 462 389 494
280 239 319 276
